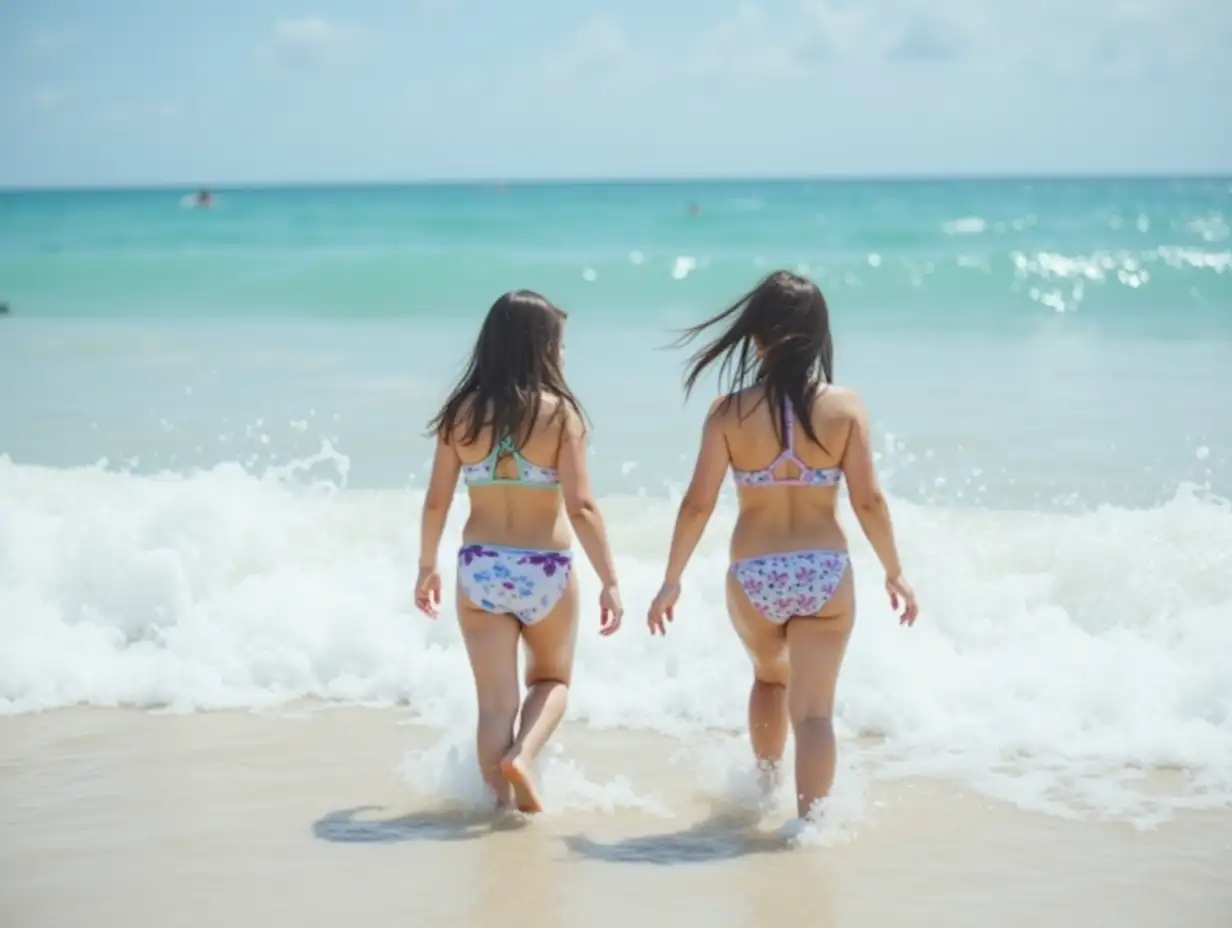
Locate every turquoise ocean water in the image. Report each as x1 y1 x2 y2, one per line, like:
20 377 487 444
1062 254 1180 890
1 179 1230 824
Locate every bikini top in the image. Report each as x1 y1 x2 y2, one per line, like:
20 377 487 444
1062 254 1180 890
730 400 843 488
461 433 560 488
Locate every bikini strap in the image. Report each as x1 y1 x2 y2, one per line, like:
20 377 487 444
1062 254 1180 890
782 400 795 453
493 433 517 461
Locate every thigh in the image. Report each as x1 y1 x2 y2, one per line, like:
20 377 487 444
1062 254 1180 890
519 571 579 687
726 571 789 685
456 588 521 714
785 599 854 719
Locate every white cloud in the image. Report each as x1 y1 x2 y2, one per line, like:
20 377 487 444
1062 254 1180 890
797 0 881 59
32 89 69 112
688 4 811 83
535 4 968 93
923 0 1232 83
798 0 981 63
887 11 969 62
794 0 1229 77
1091 0 1232 77
540 17 648 91
4 88 72 118
530 2 1227 98
27 29 79 57
259 17 367 68
677 1 974 82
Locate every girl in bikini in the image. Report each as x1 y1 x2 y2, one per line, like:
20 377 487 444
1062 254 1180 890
646 269 918 820
415 290 623 813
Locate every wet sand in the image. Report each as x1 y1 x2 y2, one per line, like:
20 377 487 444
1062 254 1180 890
1 707 1229 928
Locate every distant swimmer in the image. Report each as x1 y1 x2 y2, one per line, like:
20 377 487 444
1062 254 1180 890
686 202 700 216
194 189 213 208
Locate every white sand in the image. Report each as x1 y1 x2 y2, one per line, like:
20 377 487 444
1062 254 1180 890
1 708 1229 928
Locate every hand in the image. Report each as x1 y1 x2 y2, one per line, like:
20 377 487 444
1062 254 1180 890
415 564 442 618
647 579 680 636
599 583 623 636
885 574 918 626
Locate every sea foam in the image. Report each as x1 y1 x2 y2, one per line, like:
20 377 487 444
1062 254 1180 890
1 452 1230 825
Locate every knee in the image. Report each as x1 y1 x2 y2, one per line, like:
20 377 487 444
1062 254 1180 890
752 659 789 689
525 668 571 690
525 677 570 698
788 687 834 726
789 706 834 731
476 691 520 728
754 674 788 692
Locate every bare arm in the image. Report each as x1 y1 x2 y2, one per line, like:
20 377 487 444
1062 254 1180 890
662 399 729 584
557 409 618 587
418 431 462 571
840 392 903 579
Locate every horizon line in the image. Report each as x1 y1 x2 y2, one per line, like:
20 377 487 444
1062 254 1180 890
2 170 1230 194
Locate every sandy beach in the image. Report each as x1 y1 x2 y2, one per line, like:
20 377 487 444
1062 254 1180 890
1 707 1228 928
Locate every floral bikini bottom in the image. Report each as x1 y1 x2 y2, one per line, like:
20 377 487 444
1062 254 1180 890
456 543 573 625
729 549 851 623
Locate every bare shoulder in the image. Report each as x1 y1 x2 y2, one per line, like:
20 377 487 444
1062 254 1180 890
541 393 583 438
706 393 732 422
815 384 866 421
714 386 762 426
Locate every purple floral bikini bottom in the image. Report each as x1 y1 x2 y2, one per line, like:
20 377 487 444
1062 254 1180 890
456 543 573 625
729 549 851 623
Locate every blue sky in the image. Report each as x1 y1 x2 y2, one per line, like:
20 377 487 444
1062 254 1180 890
2 0 1230 186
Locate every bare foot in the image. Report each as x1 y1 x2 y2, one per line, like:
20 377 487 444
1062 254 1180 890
499 750 543 814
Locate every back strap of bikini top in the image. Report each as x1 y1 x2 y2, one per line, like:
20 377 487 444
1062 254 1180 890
492 433 518 459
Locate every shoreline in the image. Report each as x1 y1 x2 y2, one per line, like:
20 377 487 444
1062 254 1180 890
2 707 1229 927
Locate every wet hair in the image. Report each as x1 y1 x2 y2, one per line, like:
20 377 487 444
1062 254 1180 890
675 269 833 447
427 290 585 446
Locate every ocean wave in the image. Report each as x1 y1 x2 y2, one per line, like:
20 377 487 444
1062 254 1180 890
1 452 1229 824
2 246 1228 325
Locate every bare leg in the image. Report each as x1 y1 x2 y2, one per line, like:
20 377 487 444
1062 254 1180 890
456 595 521 809
785 572 855 818
726 573 790 785
500 574 579 813
749 680 788 764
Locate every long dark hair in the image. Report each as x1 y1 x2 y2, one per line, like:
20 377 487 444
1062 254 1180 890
427 290 586 447
675 269 833 447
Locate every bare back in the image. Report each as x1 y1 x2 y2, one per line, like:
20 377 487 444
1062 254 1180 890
720 385 860 560
451 394 573 550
